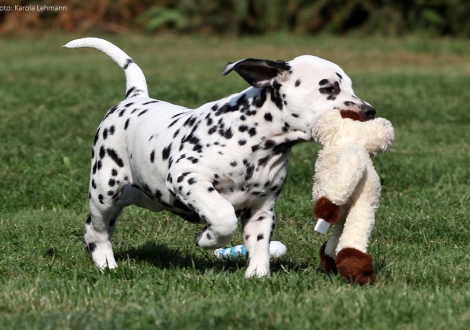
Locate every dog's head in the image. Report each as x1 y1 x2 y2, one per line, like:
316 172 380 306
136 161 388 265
223 56 375 134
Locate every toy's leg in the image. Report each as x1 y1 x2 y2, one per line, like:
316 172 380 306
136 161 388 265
319 241 337 273
319 216 344 273
335 204 376 285
335 248 375 285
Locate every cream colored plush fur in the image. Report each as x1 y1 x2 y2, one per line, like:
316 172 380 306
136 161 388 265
312 111 394 259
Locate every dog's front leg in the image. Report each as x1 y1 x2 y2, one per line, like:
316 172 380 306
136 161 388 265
169 171 238 249
241 201 276 278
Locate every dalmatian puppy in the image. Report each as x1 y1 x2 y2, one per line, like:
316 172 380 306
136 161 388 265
64 38 376 278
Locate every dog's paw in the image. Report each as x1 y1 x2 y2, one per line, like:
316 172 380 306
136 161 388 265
85 240 118 269
194 226 233 249
245 267 270 279
335 248 375 285
313 196 340 223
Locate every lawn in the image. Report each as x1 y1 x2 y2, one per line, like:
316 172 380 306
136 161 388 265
1 33 470 329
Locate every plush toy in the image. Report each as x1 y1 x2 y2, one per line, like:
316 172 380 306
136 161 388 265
214 241 287 259
312 110 394 285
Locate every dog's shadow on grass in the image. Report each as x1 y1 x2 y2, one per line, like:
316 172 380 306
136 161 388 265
115 241 246 274
115 241 315 275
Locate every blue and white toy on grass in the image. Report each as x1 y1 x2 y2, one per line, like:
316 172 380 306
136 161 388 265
214 241 287 259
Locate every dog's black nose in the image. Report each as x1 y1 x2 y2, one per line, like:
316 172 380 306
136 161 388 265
361 104 376 120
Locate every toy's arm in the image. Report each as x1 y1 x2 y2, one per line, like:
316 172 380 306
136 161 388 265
313 143 368 223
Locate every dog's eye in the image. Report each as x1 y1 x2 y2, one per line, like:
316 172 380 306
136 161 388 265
325 86 335 93
320 86 336 94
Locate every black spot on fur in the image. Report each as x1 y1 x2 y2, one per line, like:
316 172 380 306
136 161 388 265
248 127 257 137
125 86 136 98
264 112 273 122
143 100 159 105
162 143 172 161
245 164 255 180
98 194 104 204
93 128 100 146
86 242 96 253
253 89 267 108
208 126 217 135
168 118 179 128
99 146 105 159
257 234 264 241
138 109 149 117
264 140 275 149
108 179 115 187
150 150 155 163
295 79 301 87
177 172 190 183
239 125 248 133
238 139 247 146
124 118 130 130
258 155 270 166
123 58 133 70
220 127 233 139
106 148 124 167
184 116 197 127
111 169 118 176
106 104 119 117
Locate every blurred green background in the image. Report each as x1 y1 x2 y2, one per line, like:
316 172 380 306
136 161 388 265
1 0 469 37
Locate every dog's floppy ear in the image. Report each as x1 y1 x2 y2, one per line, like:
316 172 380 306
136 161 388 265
222 58 291 88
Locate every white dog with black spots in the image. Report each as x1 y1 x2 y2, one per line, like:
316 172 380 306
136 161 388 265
64 38 376 278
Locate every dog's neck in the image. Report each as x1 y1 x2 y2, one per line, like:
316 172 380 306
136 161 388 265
208 87 312 147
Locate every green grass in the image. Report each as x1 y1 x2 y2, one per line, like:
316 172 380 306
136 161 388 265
1 33 470 329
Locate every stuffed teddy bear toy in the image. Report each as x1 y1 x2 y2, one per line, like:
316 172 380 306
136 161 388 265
312 110 394 285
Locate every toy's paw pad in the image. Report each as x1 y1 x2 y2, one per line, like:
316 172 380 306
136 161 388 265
319 241 337 274
335 248 375 285
313 196 340 223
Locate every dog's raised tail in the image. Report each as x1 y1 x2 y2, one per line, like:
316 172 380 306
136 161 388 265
64 38 149 99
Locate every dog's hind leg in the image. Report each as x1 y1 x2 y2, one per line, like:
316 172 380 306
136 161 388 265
85 195 119 269
86 183 165 269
